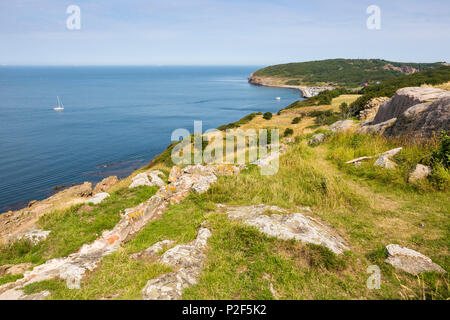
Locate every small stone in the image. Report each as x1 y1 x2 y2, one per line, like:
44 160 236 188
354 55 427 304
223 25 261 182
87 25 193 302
408 164 431 183
385 244 446 275
307 133 325 146
374 155 397 170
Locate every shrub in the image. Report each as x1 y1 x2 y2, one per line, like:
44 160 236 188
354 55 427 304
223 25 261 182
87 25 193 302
339 102 350 119
284 128 294 137
292 116 303 124
430 131 450 169
263 112 273 120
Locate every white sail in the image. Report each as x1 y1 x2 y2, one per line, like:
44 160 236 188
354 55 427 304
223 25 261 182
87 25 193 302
54 96 64 111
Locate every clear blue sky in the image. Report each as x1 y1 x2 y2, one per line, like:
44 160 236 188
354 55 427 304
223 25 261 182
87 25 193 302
1 0 449 65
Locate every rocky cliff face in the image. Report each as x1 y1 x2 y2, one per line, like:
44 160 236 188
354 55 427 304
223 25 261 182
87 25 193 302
373 87 450 125
360 87 450 138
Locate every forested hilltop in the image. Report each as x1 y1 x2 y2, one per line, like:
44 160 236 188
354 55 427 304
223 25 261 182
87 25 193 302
252 59 447 87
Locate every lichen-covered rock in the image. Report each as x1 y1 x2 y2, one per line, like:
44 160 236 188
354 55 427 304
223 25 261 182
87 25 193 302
142 228 212 300
374 155 396 170
129 173 151 188
408 164 432 183
191 175 218 194
93 176 118 193
0 164 240 300
146 170 166 187
373 87 450 125
129 170 166 189
84 192 110 205
223 204 349 254
307 133 325 146
328 120 355 133
385 244 446 275
373 147 402 170
18 229 51 245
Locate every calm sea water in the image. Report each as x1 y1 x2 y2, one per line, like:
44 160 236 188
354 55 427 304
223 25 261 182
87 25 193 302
0 66 301 211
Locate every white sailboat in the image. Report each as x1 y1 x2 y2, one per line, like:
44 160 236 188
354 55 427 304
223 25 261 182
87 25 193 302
53 96 64 111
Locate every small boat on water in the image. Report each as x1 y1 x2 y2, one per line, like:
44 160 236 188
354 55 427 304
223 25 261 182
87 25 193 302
53 96 64 111
276 97 281 100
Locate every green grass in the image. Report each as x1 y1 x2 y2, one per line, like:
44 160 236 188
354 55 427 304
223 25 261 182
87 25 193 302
11 129 449 300
326 132 448 191
0 186 158 266
0 273 24 286
25 196 210 300
217 112 263 131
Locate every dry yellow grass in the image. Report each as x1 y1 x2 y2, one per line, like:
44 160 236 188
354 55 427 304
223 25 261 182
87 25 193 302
421 81 450 91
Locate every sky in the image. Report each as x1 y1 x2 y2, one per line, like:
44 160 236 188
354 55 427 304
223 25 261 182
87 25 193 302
0 0 449 66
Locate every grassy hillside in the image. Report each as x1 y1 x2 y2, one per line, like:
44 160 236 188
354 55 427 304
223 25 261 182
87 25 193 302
349 66 450 116
252 59 446 87
2 91 448 300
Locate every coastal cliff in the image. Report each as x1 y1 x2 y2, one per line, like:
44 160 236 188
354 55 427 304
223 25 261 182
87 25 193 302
248 73 334 98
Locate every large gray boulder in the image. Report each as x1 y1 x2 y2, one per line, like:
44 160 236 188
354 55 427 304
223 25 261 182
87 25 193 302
385 96 450 138
373 87 450 125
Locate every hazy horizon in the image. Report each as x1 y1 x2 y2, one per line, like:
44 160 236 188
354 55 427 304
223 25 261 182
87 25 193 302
1 0 449 66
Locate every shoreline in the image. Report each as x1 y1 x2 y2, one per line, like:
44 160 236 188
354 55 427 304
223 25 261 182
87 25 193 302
248 72 334 98
1 73 298 215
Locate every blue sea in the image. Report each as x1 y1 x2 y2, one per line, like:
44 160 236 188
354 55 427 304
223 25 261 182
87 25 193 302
0 66 301 211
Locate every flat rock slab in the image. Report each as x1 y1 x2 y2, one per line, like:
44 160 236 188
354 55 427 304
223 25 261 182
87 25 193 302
223 204 349 255
142 228 212 300
385 244 446 275
328 120 355 133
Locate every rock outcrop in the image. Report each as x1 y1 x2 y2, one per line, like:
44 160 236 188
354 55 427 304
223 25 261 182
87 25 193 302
358 87 450 139
385 244 446 275
373 87 450 124
0 164 243 300
222 204 349 254
359 97 390 121
93 176 118 193
0 181 95 244
142 228 211 300
356 118 397 135
129 170 166 189
328 120 355 133
385 97 450 138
